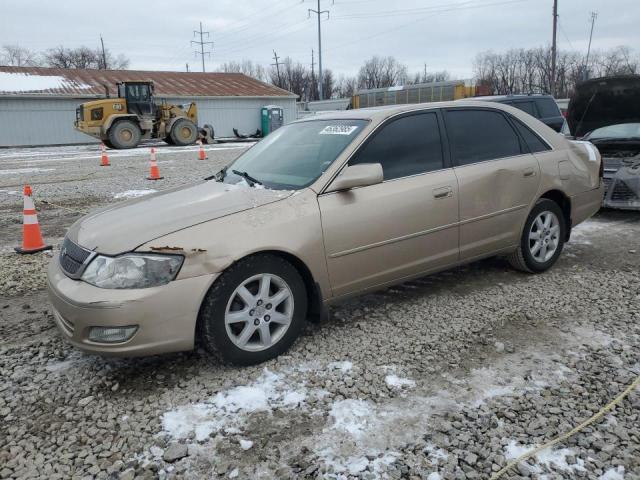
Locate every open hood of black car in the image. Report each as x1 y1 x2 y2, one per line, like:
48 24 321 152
567 75 640 138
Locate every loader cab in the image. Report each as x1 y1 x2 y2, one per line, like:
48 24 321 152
117 81 155 117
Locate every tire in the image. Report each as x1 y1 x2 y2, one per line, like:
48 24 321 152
103 139 115 149
108 119 141 149
508 199 566 273
164 136 175 145
170 118 198 146
199 254 308 365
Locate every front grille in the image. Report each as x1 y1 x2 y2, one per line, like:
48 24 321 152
60 237 92 276
611 181 638 202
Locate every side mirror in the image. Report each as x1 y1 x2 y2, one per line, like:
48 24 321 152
326 163 384 193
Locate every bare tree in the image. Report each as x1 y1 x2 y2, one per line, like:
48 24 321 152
1 44 40 66
44 45 129 70
357 56 408 89
474 46 639 98
220 59 266 81
335 75 358 98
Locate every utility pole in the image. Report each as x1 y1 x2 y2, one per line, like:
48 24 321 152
307 0 331 100
271 50 283 87
584 11 598 80
99 35 107 69
550 0 558 96
191 22 213 73
186 63 190 72
423 63 427 82
311 49 316 101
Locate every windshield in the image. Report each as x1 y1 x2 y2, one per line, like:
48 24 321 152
223 119 368 190
587 123 640 140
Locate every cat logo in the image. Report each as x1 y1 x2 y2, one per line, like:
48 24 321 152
113 104 123 111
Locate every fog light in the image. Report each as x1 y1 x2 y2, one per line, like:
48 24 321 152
88 326 138 343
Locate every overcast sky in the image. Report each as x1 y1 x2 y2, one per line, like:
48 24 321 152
1 0 638 79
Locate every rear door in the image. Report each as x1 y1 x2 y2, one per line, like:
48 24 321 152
443 107 541 261
318 111 459 297
534 97 564 132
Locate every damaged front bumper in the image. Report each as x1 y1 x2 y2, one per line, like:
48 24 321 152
602 157 640 210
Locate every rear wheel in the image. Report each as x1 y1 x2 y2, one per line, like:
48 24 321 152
108 120 141 149
170 118 198 146
199 254 307 365
508 199 565 273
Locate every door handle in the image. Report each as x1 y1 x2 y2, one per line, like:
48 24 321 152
433 186 452 199
523 168 536 177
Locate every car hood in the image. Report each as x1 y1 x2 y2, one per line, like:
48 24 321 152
66 181 294 255
567 75 640 138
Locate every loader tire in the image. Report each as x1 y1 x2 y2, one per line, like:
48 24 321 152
109 120 141 149
170 119 198 146
164 136 175 146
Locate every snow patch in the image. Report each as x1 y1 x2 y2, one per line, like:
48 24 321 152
239 439 253 450
328 360 353 373
504 441 585 475
0 72 92 93
162 369 307 441
113 189 157 199
0 167 55 175
600 466 625 480
385 374 416 389
328 399 373 437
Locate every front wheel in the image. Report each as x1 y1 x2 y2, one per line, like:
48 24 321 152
108 119 141 149
170 118 198 146
199 254 307 365
508 199 566 273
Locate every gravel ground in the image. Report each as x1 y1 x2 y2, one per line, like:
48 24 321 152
0 144 639 480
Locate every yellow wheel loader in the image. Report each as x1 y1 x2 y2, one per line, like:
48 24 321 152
74 81 214 149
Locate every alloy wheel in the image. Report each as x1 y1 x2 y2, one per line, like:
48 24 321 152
224 273 294 352
528 210 560 263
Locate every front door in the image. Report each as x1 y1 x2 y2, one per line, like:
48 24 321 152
443 108 541 260
318 111 459 298
125 83 153 117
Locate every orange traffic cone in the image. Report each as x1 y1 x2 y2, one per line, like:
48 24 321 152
100 143 110 167
197 140 207 160
147 148 163 180
15 185 52 254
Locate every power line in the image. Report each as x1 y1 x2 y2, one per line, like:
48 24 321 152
191 21 213 72
306 0 331 100
326 0 527 54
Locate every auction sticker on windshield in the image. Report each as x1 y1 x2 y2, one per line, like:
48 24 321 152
319 125 360 135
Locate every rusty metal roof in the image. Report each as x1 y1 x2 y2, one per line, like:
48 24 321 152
0 66 295 98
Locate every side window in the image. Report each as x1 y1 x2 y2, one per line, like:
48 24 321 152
350 112 444 180
445 109 523 165
536 98 561 118
510 116 551 153
512 101 537 117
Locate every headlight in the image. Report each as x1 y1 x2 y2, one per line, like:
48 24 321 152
81 254 183 289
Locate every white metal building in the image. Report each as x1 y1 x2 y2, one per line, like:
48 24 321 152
0 67 297 147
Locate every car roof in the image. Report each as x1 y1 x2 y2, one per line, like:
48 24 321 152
294 100 520 123
470 94 554 102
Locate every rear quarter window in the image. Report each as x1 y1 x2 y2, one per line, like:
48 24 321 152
536 98 561 118
510 116 551 153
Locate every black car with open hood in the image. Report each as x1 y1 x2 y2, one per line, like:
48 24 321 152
568 75 640 210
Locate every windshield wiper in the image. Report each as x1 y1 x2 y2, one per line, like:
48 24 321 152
204 166 228 182
232 169 262 187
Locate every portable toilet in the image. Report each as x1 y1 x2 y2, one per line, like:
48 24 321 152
261 105 284 136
